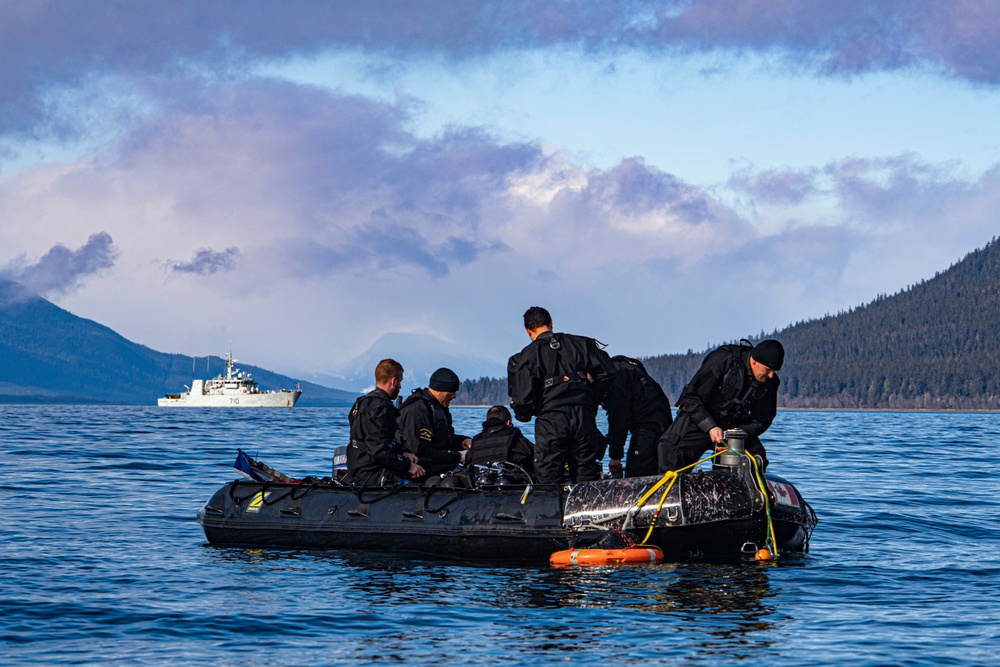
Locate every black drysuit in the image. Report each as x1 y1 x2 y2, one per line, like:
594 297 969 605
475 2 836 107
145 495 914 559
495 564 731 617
603 355 673 478
395 388 468 477
466 417 535 473
345 387 412 486
508 331 616 483
658 343 779 472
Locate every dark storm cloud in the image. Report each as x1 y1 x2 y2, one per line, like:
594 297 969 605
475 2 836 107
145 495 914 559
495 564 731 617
277 216 510 279
1 232 118 296
103 79 537 278
356 222 458 278
171 247 242 275
644 1 1000 83
385 127 543 218
0 1 628 137
2 1 999 139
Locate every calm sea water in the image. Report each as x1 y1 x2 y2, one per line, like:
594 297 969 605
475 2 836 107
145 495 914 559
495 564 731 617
2 406 998 666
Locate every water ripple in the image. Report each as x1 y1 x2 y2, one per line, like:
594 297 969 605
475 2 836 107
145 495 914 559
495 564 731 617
2 406 999 665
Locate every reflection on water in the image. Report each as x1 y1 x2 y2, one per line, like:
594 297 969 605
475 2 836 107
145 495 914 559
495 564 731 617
206 544 783 660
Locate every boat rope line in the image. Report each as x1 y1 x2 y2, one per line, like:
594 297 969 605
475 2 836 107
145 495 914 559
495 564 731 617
349 483 407 505
608 527 637 548
802 500 818 550
229 480 298 507
289 479 327 501
422 486 478 514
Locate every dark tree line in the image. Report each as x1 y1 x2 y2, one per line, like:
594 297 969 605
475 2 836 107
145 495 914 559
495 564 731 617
456 375 510 407
457 237 1000 410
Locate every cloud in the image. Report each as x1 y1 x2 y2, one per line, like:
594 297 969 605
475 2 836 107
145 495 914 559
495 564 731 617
100 80 541 280
170 247 241 275
716 154 1000 319
8 77 989 292
532 156 751 269
1 232 118 296
642 1 1000 82
728 166 821 205
728 154 978 227
3 68 999 374
823 154 974 222
3 1 1000 144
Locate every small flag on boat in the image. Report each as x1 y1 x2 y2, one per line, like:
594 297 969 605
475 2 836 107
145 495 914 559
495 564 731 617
232 448 300 483
234 448 266 482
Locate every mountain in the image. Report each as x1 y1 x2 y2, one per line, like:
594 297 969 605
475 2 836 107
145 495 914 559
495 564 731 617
0 280 357 406
297 331 507 393
459 237 1000 410
8 236 1000 409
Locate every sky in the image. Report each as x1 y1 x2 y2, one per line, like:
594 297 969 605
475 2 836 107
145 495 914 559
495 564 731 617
2 1 1000 385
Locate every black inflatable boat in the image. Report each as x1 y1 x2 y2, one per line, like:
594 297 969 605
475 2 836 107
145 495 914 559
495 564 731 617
198 452 817 563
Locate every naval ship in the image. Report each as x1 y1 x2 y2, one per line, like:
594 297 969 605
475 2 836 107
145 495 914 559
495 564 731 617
158 350 302 408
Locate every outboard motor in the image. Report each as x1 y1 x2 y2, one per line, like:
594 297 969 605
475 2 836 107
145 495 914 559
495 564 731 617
715 428 747 470
332 446 348 475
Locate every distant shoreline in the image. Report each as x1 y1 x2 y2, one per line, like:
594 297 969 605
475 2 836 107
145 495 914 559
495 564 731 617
453 405 1000 414
2 400 998 414
445 404 1000 414
777 406 1000 414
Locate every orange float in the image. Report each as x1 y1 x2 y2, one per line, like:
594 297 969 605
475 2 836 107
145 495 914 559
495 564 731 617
550 546 665 567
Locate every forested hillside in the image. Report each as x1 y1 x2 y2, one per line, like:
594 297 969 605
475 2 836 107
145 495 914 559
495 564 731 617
458 238 1000 410
763 236 1000 409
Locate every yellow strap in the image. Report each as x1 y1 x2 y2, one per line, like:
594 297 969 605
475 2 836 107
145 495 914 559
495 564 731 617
636 450 724 545
634 450 723 508
746 452 778 557
634 449 778 558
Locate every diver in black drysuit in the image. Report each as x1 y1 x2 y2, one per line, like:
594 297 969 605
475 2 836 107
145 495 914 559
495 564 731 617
508 329 616 484
466 407 535 473
602 355 673 478
345 387 413 486
396 388 469 478
658 340 782 473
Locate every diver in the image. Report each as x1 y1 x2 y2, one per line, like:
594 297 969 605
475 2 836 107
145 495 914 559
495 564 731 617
507 306 616 483
602 355 673 478
345 359 424 486
466 405 535 473
658 339 784 473
395 367 472 478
